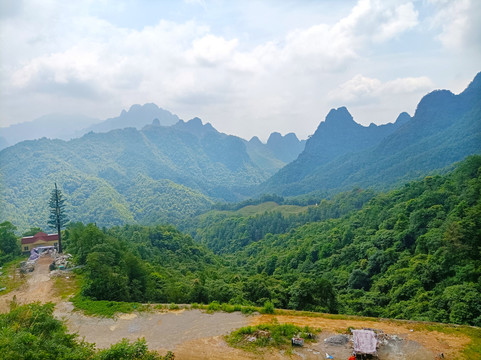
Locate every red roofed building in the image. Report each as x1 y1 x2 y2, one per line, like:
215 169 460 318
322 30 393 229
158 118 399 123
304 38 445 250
21 232 59 253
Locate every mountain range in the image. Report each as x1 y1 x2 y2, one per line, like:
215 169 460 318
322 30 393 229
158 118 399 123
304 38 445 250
0 72 480 233
262 72 481 196
0 115 304 231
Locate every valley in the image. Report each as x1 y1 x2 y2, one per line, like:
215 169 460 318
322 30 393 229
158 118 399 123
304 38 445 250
0 73 479 359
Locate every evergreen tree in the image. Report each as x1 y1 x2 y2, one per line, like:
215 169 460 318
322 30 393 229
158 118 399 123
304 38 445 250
48 183 69 253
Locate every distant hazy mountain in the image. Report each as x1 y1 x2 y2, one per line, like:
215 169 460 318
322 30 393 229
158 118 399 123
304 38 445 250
266 132 306 163
244 132 306 175
0 113 99 150
79 103 179 135
0 137 8 150
0 118 270 232
262 72 481 196
245 136 287 175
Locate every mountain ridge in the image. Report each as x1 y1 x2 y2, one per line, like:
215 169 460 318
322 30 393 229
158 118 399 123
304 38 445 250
261 71 481 196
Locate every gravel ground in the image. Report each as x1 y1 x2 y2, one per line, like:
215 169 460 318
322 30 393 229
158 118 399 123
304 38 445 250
54 303 251 349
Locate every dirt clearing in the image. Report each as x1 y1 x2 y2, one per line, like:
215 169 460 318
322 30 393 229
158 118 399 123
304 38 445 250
250 314 471 359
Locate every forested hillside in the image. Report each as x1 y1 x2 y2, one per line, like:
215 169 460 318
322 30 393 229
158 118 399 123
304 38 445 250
59 156 480 326
262 72 481 196
183 189 375 254
232 155 481 325
0 118 272 232
1 75 479 233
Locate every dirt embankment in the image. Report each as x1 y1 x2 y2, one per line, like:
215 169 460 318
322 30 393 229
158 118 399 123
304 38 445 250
0 256 58 312
0 256 475 360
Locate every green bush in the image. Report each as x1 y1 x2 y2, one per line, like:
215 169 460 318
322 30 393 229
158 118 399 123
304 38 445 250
261 301 275 314
207 300 221 311
0 302 175 359
241 305 257 314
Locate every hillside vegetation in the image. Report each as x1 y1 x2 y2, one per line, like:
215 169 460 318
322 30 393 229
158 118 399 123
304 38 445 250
231 155 481 325
0 302 173 359
55 156 481 326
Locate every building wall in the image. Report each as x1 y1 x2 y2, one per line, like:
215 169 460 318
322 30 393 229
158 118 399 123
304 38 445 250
22 240 58 253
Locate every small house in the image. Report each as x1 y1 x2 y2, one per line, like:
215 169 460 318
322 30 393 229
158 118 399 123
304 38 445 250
21 232 58 253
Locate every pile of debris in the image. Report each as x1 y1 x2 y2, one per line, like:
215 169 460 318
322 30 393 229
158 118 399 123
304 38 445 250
20 260 36 273
51 253 73 271
21 248 57 273
376 331 403 345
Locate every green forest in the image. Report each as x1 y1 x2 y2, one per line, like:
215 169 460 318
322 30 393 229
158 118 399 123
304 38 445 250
3 155 478 327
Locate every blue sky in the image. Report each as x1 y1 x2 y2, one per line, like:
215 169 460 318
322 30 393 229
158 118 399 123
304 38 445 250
1 0 480 140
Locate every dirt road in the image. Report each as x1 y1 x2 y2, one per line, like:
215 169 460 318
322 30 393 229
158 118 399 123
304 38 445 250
0 255 473 359
0 256 57 312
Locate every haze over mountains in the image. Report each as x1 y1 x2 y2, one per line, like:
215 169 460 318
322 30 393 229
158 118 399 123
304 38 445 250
0 72 480 232
0 103 179 150
0 114 99 149
80 103 180 135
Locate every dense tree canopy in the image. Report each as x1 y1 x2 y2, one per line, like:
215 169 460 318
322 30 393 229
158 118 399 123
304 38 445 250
0 221 19 264
58 156 481 326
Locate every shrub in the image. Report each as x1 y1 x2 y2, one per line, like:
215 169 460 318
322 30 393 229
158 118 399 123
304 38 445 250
241 305 256 314
261 301 275 314
207 301 221 311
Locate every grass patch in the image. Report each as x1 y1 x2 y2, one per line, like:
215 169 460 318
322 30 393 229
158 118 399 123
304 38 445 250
226 322 320 351
201 301 258 314
169 303 179 310
235 202 307 217
0 258 27 294
52 273 81 299
71 294 148 317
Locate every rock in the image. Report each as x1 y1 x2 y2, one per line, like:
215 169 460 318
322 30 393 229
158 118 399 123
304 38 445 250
324 334 350 345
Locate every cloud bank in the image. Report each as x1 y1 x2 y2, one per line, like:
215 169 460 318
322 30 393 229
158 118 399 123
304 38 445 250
1 0 480 140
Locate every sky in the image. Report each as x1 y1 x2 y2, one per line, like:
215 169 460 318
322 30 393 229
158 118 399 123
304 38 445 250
0 0 480 141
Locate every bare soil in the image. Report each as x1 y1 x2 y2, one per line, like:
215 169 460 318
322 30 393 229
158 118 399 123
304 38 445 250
0 255 473 359
0 255 58 312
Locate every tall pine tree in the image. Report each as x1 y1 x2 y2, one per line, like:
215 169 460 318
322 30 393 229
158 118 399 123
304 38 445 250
48 183 69 253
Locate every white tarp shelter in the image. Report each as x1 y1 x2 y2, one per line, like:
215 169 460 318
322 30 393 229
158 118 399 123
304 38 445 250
352 329 377 355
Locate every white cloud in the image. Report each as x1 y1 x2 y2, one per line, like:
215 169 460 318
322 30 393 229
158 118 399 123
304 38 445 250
333 0 418 43
328 74 434 103
188 35 239 66
328 75 382 102
428 0 481 51
375 2 418 42
0 0 478 138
